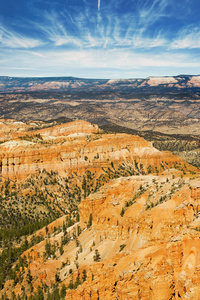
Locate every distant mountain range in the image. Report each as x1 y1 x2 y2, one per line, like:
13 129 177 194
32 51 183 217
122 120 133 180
0 75 200 93
0 74 200 170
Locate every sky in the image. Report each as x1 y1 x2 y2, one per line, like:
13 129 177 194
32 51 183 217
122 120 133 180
0 0 200 79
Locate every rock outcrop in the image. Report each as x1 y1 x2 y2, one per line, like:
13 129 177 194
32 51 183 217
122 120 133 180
1 75 200 93
2 173 200 299
34 120 99 137
0 119 200 300
0 120 196 181
66 175 200 299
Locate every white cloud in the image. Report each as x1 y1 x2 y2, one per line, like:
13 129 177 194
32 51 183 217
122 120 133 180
2 47 199 70
37 9 168 51
170 27 200 49
138 0 170 31
17 50 45 58
36 11 82 47
98 0 100 11
1 47 200 78
0 24 42 49
0 0 199 78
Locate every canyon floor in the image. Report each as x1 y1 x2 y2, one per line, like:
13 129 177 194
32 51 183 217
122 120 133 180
1 76 200 169
0 120 200 299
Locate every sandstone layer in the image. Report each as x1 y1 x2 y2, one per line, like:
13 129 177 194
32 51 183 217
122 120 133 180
66 176 200 299
0 119 200 300
0 120 195 181
2 174 200 299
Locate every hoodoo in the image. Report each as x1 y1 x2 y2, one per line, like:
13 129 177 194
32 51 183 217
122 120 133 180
0 119 199 300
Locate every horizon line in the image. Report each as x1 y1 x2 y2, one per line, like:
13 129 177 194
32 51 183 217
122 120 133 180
0 74 200 80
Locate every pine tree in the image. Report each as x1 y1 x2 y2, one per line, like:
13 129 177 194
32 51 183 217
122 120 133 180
93 249 101 262
87 213 92 228
60 284 67 298
76 213 80 222
55 273 61 283
68 277 74 289
82 269 87 282
26 268 32 284
82 176 87 199
74 275 80 289
59 244 64 256
37 287 44 300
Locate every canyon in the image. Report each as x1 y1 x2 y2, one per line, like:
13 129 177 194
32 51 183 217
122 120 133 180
0 75 200 173
0 75 200 137
0 119 200 299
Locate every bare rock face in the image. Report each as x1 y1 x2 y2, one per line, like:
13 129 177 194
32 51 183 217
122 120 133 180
0 119 99 141
1 119 200 300
69 176 200 299
0 120 193 181
190 182 200 199
1 75 200 93
5 174 200 300
33 120 99 137
0 120 99 180
188 76 200 87
147 76 178 86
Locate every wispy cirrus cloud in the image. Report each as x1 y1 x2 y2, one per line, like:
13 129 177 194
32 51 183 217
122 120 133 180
134 0 170 38
36 11 82 47
0 24 42 49
37 6 168 50
1 46 199 77
170 26 200 49
0 0 200 78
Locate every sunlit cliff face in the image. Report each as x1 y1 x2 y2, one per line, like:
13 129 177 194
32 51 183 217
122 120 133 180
0 118 200 299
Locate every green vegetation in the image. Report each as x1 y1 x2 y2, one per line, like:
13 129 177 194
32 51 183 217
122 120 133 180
19 134 43 142
87 213 92 228
0 212 76 295
119 244 126 252
43 240 57 259
0 158 189 297
0 235 42 291
0 170 83 246
1 284 68 300
82 269 87 282
146 179 185 210
66 269 87 292
100 123 200 168
120 207 125 217
93 249 101 262
0 168 82 292
119 185 148 218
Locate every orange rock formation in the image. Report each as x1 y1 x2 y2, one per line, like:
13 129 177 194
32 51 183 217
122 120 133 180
65 176 200 299
1 119 200 300
0 120 195 181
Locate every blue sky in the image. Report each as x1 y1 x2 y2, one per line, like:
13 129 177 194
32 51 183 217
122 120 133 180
0 0 200 78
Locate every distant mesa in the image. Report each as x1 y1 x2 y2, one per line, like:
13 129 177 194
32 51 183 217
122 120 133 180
0 75 200 93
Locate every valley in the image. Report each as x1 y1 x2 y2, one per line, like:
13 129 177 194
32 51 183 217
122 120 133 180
0 75 200 172
0 119 199 299
0 75 200 299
